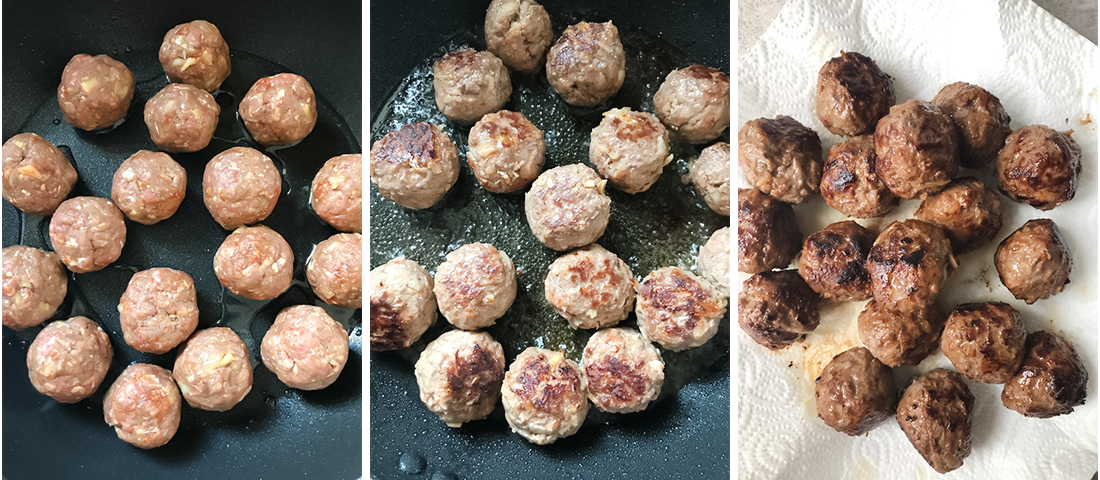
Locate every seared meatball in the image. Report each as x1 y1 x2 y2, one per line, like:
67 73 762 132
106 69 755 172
26 316 111 403
57 54 134 131
414 330 506 427
369 122 460 210
738 115 823 204
995 219 1072 304
738 269 820 350
798 220 873 302
545 21 625 107
857 299 945 367
582 328 664 413
874 99 960 200
311 154 363 233
111 150 187 225
698 226 730 297
203 146 281 230
261 305 349 391
158 19 232 92
1002 330 1088 418
931 82 1012 168
118 268 199 355
544 243 636 329
369 258 436 351
589 108 672 194
306 233 362 309
2 246 67 331
941 302 1026 384
213 225 294 301
737 188 801 274
103 364 182 449
653 65 731 143
896 369 974 474
48 196 127 273
239 73 318 146
501 347 589 444
143 83 219 153
814 51 895 137
173 327 252 412
814 346 897 436
914 177 1003 255
2 133 78 216
820 135 899 218
996 124 1081 210
524 164 611 251
484 0 553 73
467 110 545 193
636 266 727 351
865 219 955 311
433 49 512 124
691 142 731 216
433 243 516 330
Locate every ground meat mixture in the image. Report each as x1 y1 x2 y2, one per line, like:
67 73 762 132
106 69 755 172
102 363 182 449
691 142 731 216
26 316 112 403
111 150 187 225
261 305 349 391
173 327 253 412
311 153 363 233
203 146 281 230
117 267 199 355
212 225 294 301
48 196 127 273
2 245 68 331
2 132 78 216
238 73 318 146
143 83 220 153
698 226 730 297
158 19 232 92
57 54 134 131
307 233 362 309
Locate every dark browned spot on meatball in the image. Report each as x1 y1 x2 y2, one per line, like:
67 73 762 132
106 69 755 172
446 343 505 405
641 270 722 336
586 355 646 400
810 232 843 253
376 122 440 169
549 23 606 68
609 112 658 142
438 49 477 69
683 64 727 81
901 249 926 265
369 298 405 351
512 353 582 413
569 257 623 308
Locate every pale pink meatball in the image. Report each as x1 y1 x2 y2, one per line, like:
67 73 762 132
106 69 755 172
545 21 625 107
111 150 187 225
544 243 636 329
654 65 731 143
213 225 294 300
698 226 731 297
311 154 362 233
467 110 545 193
306 233 362 308
414 330 506 427
589 107 672 194
239 73 318 146
2 246 67 331
582 328 664 413
501 347 589 444
433 243 517 330
203 147 281 230
370 257 437 351
143 83 220 153
158 19 232 92
261 305 349 391
48 196 127 273
26 316 112 403
524 164 611 251
173 327 253 412
2 133 78 216
692 142 731 216
57 54 134 131
636 266 727 351
117 268 199 355
103 364 182 449
484 0 553 73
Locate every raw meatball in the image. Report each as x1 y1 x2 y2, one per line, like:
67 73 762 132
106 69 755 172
941 302 1026 384
654 65 731 143
57 54 134 131
814 51 895 137
814 346 897 436
738 269 820 350
2 246 67 331
738 115 823 204
582 328 664 413
143 83 220 153
213 225 294 300
544 243 636 329
636 266 727 351
261 305 349 390
995 219 1072 304
433 49 512 124
48 196 127 273
369 258 436 351
545 21 625 107
26 316 112 403
467 110 544 193
798 220 874 302
865 219 955 311
896 369 974 474
307 233 362 309
820 135 899 218
931 82 1012 168
691 142 730 215
311 154 363 232
369 122 460 210
996 124 1081 210
203 146 281 230
524 164 611 251
589 107 671 194
874 99 960 200
1002 330 1088 418
159 19 232 92
914 177 1003 255
501 347 589 444
2 133 78 216
433 243 516 330
173 327 252 411
238 73 318 146
484 0 553 73
857 299 945 367
111 150 187 225
414 330 506 427
117 268 199 355
737 188 801 274
102 364 182 449
698 226 730 297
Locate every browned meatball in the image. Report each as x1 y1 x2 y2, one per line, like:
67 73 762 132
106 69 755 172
158 19 232 92
544 243 636 329
698 226 730 297
2 133 78 216
874 100 960 200
524 164 611 251
931 82 1012 168
118 268 199 355
48 196 127 273
143 83 219 153
996 125 1081 210
914 177 1003 255
896 369 974 474
653 65 731 143
26 316 112 403
239 73 318 146
636 267 727 351
857 299 945 367
941 302 1026 384
589 107 672 194
311 153 362 233
433 49 512 124
369 258 436 351
819 135 899 218
2 246 67 331
103 364 182 449
213 225 294 301
545 21 625 107
865 219 955 311
306 233 362 309
173 327 252 412
995 219 1072 304
1002 330 1088 418
484 0 553 73
203 146 281 230
433 243 516 330
737 188 801 274
501 347 589 444
691 142 730 216
369 122 460 210
261 305 349 391
111 150 187 225
467 110 545 193
798 220 874 302
582 328 664 413
814 346 897 436
815 51 895 137
738 115 823 204
738 269 820 350
414 330 506 427
57 54 134 131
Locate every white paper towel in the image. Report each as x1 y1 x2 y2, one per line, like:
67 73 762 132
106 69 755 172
737 0 1098 479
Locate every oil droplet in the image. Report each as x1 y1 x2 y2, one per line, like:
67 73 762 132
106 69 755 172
398 452 425 474
430 472 456 480
264 393 277 408
52 119 61 125
111 48 119 56
125 45 133 53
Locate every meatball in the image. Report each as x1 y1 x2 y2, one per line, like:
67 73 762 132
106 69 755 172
501 347 589 444
865 219 955 311
143 83 220 153
213 225 294 301
913 177 1003 255
414 330 506 427
2 246 67 331
111 150 187 225
798 220 874 302
583 328 664 413
896 369 974 474
589 107 672 194
369 257 436 351
820 135 899 218
311 153 363 232
238 73 318 146
57 54 134 131
467 110 545 193
102 364 182 449
636 266 727 351
307 233 362 309
48 196 127 274
874 99 960 200
995 219 1072 304
814 346 897 436
203 146 281 230
814 51 895 137
483 0 553 73
432 49 512 124
691 142 731 216
261 305 349 391
524 164 611 251
173 327 252 411
544 243 636 329
654 65 731 143
158 19 232 92
433 243 516 330
1002 330 1088 418
996 124 1081 210
545 21 625 107
117 268 199 355
857 299 945 367
737 115 823 204
369 122 460 210
2 133 78 216
26 316 112 403
698 226 730 297
737 188 801 274
738 269 820 350
931 82 1012 168
941 302 1026 384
